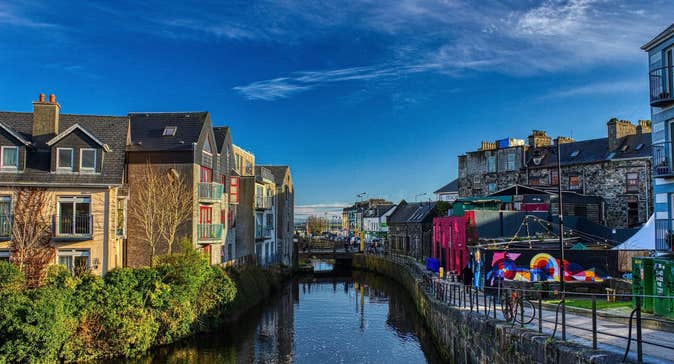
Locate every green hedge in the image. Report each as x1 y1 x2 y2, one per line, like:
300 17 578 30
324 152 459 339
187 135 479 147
0 249 279 363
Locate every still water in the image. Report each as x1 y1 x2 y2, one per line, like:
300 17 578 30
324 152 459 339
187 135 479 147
115 271 442 363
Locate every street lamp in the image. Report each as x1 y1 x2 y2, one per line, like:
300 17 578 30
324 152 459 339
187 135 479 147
555 137 566 341
357 192 367 201
415 192 427 201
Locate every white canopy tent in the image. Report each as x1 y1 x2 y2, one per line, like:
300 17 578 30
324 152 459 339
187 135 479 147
613 215 655 250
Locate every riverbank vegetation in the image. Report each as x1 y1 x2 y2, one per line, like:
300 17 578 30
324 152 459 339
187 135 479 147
0 246 282 363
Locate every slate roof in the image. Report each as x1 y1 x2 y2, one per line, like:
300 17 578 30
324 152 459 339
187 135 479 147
213 126 230 152
128 112 208 152
363 204 396 218
434 178 458 194
254 165 275 184
259 165 290 186
389 201 437 224
0 112 128 186
526 134 651 169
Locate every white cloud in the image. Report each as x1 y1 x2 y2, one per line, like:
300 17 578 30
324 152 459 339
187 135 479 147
541 79 647 99
294 203 350 221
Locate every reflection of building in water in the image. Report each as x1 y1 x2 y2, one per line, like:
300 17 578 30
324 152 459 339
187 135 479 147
277 284 294 363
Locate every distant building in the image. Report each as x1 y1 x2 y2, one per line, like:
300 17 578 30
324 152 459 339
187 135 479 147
642 24 674 251
387 201 438 260
362 204 396 242
434 178 459 202
458 121 652 228
342 198 392 237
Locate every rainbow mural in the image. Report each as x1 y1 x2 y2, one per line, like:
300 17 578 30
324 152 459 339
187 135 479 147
485 251 605 286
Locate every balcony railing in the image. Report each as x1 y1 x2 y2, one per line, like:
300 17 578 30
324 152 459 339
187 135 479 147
197 223 223 242
653 142 674 177
655 218 674 252
54 214 93 238
649 66 674 107
255 197 272 210
198 182 223 202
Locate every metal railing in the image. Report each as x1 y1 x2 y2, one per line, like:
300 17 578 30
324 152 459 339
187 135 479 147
54 214 93 238
655 218 674 251
368 251 674 364
649 66 674 106
197 223 223 241
198 182 224 201
221 254 255 268
652 142 673 177
255 197 272 209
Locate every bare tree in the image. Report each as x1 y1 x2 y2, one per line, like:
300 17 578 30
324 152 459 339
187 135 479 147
159 169 192 255
128 163 162 264
10 187 55 287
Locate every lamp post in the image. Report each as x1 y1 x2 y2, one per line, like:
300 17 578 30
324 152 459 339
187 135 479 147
415 192 427 202
556 137 566 340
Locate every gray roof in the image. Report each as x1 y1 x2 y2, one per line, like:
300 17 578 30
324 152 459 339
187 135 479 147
642 24 674 51
260 165 290 185
434 178 458 194
389 201 437 224
0 112 128 186
254 165 275 184
526 134 651 168
213 126 230 152
128 112 208 152
364 204 395 218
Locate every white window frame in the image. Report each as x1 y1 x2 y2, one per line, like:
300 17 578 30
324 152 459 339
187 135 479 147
162 126 177 136
57 249 90 273
56 196 92 236
1 146 18 170
57 147 74 170
80 148 97 172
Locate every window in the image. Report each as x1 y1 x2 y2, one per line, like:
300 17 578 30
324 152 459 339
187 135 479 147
57 196 91 236
626 172 640 193
635 144 644 151
80 148 96 171
203 138 212 154
550 170 559 185
568 175 581 190
569 150 580 158
245 161 253 175
1 146 18 169
265 213 273 232
506 153 516 171
230 176 240 204
0 250 9 262
116 199 127 237
0 196 10 237
487 155 496 173
57 249 89 274
606 152 616 160
57 148 74 170
255 212 263 238
200 166 212 183
488 183 497 193
162 126 177 136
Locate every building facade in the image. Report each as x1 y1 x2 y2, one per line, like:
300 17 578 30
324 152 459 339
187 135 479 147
0 94 128 276
433 178 459 202
233 144 256 261
254 166 276 265
362 204 396 242
458 122 652 229
387 201 438 260
262 165 294 267
126 112 230 266
643 24 674 251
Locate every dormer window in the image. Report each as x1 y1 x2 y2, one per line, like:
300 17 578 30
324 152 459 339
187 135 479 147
80 149 96 171
57 148 74 170
569 150 580 158
1 146 18 170
162 126 177 136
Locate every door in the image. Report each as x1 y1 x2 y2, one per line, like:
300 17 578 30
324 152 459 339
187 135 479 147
667 48 673 96
199 206 212 238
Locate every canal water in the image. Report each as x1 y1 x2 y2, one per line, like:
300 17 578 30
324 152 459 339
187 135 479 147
114 271 443 363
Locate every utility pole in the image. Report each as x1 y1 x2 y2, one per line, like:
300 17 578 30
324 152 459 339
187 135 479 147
556 137 566 340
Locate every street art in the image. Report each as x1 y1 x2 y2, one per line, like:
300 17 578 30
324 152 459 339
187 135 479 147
484 251 606 286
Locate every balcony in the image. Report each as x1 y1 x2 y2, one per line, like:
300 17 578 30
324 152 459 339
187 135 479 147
198 182 223 202
255 197 273 210
197 223 223 242
54 214 93 239
655 219 674 252
649 66 674 107
653 142 674 177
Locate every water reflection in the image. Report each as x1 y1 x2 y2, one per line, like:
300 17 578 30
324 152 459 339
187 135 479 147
111 272 442 364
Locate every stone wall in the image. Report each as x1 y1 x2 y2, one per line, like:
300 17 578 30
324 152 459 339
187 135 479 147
353 254 624 364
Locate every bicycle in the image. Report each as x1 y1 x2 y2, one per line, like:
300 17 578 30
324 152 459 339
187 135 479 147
501 291 536 325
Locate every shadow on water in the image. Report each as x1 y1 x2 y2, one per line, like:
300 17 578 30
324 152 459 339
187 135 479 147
108 270 444 364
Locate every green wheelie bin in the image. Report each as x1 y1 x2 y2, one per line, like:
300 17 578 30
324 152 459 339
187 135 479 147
653 258 674 319
632 257 654 313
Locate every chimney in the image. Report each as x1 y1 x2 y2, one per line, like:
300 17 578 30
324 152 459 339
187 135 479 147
607 118 637 150
554 136 575 145
528 130 551 147
32 93 60 143
479 141 496 151
637 120 652 135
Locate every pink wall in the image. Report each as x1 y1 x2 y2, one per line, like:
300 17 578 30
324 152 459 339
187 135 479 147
432 212 475 276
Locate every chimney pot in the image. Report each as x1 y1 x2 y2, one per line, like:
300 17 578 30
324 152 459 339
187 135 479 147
38 93 45 103
49 94 56 103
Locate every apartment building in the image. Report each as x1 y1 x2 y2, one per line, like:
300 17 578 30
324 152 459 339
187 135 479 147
213 127 237 261
255 166 276 265
262 165 294 267
233 144 256 261
126 112 229 265
0 94 129 275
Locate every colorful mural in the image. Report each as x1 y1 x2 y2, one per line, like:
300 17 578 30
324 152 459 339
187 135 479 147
481 250 607 287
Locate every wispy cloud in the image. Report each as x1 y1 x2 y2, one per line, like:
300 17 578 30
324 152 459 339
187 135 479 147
541 79 647 99
294 203 350 221
0 5 57 29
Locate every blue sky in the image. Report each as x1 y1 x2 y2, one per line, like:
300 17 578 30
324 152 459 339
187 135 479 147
0 0 672 220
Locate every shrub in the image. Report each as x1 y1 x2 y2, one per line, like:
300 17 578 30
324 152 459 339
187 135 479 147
0 261 24 291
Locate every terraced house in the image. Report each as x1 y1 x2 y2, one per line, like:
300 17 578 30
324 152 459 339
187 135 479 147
0 94 129 275
126 111 230 266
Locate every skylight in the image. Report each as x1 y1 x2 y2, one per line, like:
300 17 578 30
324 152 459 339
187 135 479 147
621 145 629 152
635 143 644 151
607 152 616 160
162 126 177 136
569 150 580 158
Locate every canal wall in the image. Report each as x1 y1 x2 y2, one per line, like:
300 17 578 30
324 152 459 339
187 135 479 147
353 254 625 364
